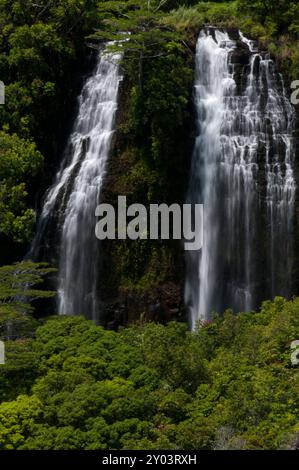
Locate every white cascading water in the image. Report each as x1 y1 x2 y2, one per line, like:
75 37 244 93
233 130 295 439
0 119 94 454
185 29 296 329
30 47 122 321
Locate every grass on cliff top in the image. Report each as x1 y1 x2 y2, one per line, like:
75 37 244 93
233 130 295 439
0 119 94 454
163 1 299 80
162 1 239 33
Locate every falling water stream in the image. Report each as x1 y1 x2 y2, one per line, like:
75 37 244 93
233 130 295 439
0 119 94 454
185 29 296 329
30 48 122 321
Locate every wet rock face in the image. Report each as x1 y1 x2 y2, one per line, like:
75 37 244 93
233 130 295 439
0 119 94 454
97 74 190 326
102 282 185 329
231 42 251 95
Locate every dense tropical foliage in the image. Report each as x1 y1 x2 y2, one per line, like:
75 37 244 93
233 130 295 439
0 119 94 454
0 297 299 449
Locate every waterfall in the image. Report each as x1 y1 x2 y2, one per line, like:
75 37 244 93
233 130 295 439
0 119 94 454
30 47 122 321
185 29 296 329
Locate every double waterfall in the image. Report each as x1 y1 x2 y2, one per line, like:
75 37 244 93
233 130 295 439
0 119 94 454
30 30 296 327
185 29 296 329
30 48 122 321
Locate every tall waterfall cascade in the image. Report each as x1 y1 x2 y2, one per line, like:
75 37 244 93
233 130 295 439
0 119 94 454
30 48 122 322
185 29 296 329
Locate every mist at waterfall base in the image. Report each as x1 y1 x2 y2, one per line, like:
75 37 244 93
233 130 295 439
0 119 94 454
185 29 296 330
29 48 122 322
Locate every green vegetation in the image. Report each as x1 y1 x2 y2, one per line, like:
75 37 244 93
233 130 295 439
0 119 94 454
0 261 55 403
0 132 43 243
0 297 298 449
103 36 194 292
0 260 55 343
0 260 55 310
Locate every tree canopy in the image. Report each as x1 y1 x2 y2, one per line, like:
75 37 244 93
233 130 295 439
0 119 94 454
0 297 299 449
